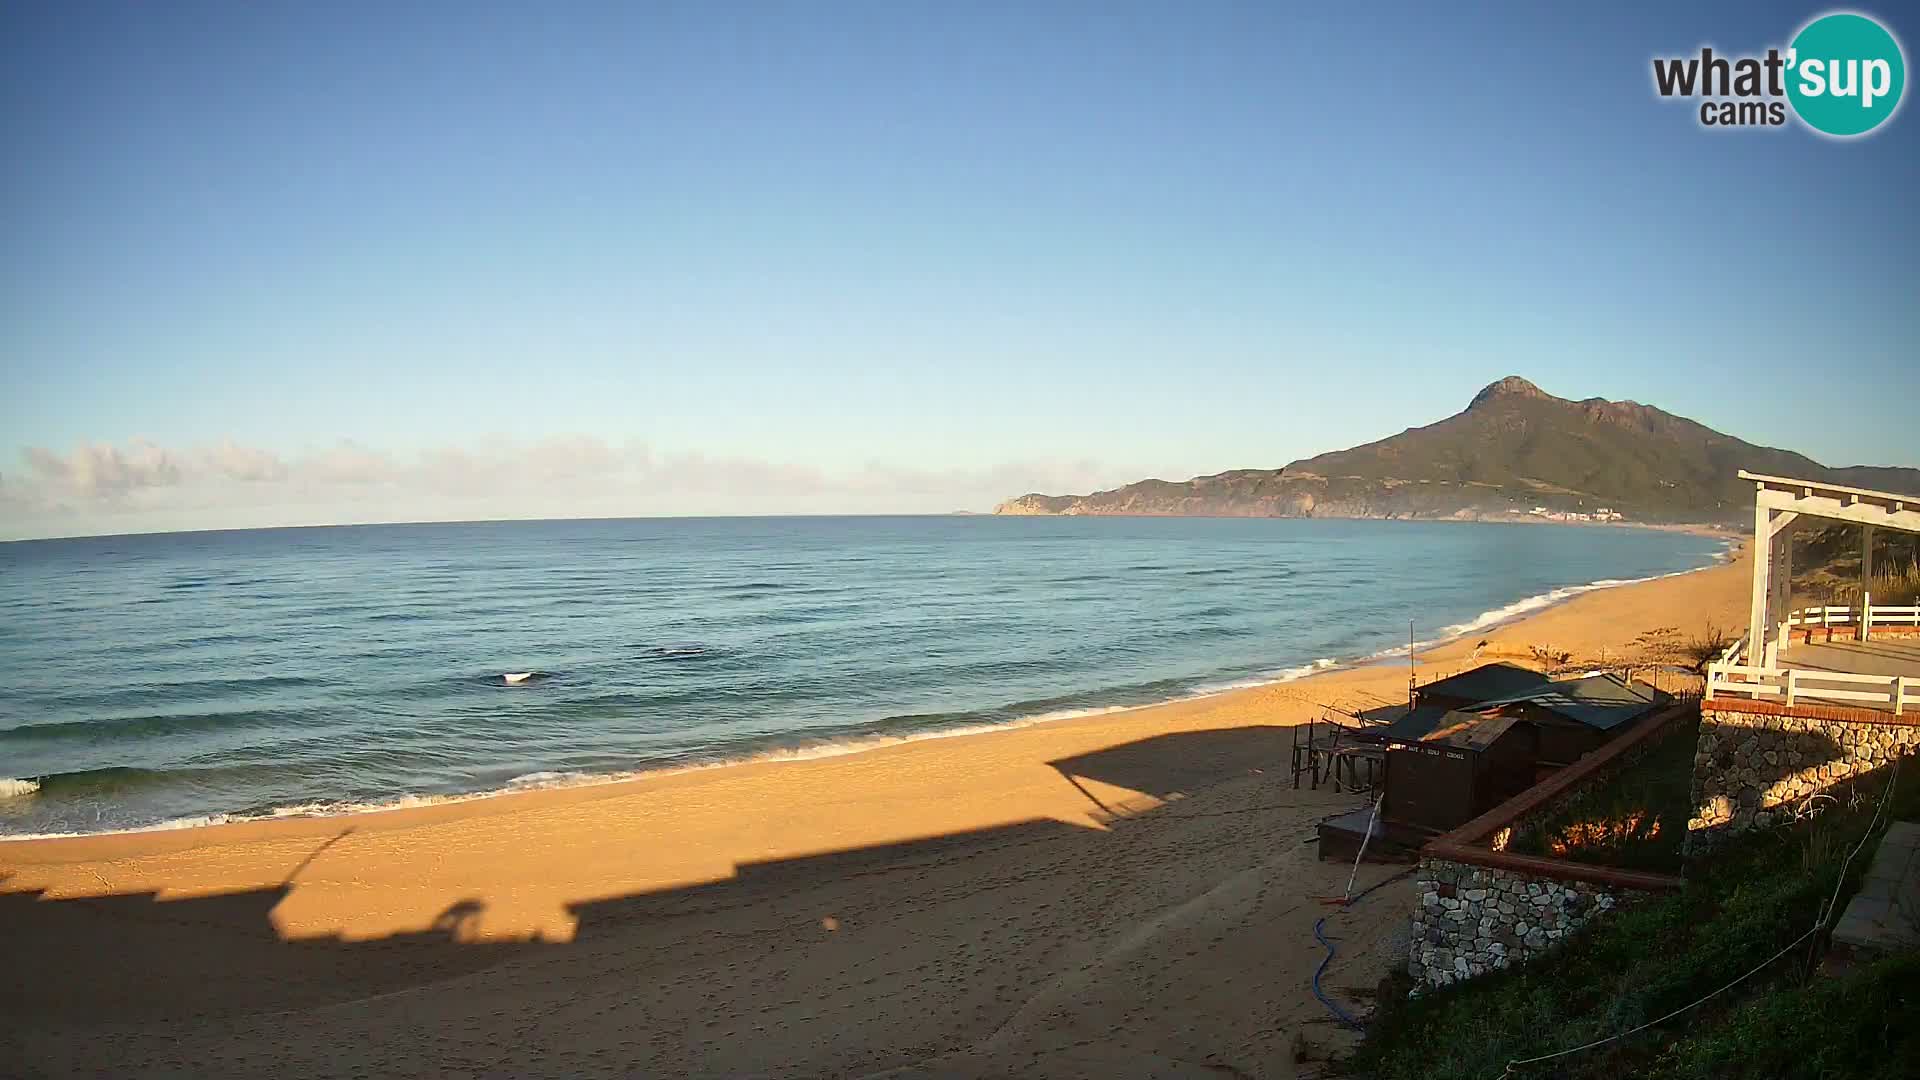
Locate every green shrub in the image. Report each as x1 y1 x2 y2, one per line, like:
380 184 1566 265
1345 765 1918 1080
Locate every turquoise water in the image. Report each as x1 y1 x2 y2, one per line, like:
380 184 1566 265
0 517 1723 837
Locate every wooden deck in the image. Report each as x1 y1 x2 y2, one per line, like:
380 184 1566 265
1708 643 1920 714
1790 638 1920 681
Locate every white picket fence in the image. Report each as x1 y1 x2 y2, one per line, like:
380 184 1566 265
1706 664 1918 714
1705 603 1920 714
1786 603 1920 633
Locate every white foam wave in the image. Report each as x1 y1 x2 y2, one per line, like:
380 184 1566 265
1437 568 1695 639
148 812 238 830
1 778 41 798
1189 658 1337 695
506 770 586 787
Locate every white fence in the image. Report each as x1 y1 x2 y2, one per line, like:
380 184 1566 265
1786 603 1920 633
1718 636 1745 665
1706 604 1920 714
1706 664 1918 714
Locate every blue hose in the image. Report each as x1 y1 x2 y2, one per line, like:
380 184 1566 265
1311 868 1414 1034
1313 915 1366 1032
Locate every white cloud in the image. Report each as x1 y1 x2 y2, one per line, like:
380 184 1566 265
1 436 1154 539
24 440 184 496
201 440 290 483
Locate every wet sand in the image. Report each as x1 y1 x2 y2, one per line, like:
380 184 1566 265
0 540 1749 1078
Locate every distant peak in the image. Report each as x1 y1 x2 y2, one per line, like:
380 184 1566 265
1470 376 1551 409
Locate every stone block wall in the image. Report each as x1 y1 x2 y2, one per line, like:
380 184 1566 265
1688 701 1920 851
1408 857 1642 990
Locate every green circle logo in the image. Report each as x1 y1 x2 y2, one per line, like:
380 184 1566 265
1787 12 1906 136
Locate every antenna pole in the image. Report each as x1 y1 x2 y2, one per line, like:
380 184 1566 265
1408 617 1415 711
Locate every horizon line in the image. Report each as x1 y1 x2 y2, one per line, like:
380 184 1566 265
2 511 1741 546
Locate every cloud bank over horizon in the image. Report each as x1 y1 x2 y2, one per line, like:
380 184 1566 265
0 436 1151 539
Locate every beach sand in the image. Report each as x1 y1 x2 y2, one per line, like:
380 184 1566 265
0 538 1749 1079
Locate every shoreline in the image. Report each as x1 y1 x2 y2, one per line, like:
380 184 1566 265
1 536 1736 844
1 541 1757 1076
2 538 1745 855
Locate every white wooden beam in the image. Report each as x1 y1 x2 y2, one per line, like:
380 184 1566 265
1749 504 1771 666
1739 470 1920 506
1780 527 1795 656
1863 524 1876 643
1766 510 1800 537
1754 488 1920 533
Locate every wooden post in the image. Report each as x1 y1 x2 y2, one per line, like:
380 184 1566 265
1291 726 1302 789
1784 668 1796 708
1862 524 1876 642
1748 501 1771 666
1774 526 1789 653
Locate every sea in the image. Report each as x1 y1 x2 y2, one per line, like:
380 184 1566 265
0 516 1725 839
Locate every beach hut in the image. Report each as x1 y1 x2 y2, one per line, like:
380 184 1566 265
1471 672 1668 766
1316 664 1659 861
1380 712 1540 832
1317 709 1540 861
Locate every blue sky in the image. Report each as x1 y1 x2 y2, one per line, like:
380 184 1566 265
3 2 1916 536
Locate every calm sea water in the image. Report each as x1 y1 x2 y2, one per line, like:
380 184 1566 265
0 517 1722 837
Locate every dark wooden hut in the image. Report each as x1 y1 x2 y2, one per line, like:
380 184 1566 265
1381 712 1540 832
1472 672 1668 766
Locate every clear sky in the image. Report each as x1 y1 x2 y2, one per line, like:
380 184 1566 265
3 2 1916 538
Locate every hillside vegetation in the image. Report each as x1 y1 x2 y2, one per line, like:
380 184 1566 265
1345 759 1919 1080
997 377 1920 523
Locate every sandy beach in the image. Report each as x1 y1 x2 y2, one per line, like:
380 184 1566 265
1 537 1750 1079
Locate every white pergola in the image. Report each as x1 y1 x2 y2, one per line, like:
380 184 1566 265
1720 470 1920 714
1746 471 1920 664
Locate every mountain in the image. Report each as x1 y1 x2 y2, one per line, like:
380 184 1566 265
994 377 1920 523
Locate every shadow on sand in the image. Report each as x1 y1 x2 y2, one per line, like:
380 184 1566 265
0 725 1312 1028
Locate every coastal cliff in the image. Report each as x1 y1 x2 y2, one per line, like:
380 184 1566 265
995 377 1920 523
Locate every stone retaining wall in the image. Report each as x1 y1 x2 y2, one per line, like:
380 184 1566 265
1688 701 1920 851
1408 857 1644 989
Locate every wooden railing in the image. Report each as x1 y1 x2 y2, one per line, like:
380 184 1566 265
1707 605 1920 711
1706 662 1919 715
1717 636 1745 665
1786 603 1920 632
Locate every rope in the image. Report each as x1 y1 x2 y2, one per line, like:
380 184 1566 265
1489 928 1817 1077
1490 757 1902 1077
1349 866 1415 906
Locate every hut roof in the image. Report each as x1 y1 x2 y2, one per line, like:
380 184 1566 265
1428 713 1529 751
1377 704 1453 742
1415 662 1552 705
1478 672 1666 731
1380 707 1526 749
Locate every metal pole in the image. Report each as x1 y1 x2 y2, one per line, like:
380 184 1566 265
1408 618 1416 712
